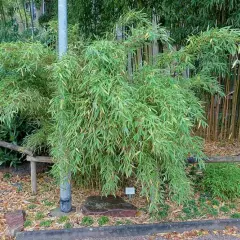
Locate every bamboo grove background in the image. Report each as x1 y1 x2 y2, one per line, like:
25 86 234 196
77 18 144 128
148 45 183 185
1 0 240 142
126 40 240 141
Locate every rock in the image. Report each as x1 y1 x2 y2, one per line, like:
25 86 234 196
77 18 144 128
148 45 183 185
81 195 137 217
11 182 23 188
4 210 26 237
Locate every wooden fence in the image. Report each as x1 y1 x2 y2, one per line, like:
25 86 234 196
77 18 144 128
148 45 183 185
202 62 240 141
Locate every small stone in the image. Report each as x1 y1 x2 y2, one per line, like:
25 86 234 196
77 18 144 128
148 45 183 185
12 182 23 189
5 210 26 237
81 195 137 217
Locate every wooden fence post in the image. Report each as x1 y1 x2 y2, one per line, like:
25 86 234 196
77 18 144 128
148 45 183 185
31 161 37 194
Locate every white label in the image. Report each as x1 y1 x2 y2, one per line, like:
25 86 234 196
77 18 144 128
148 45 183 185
125 187 135 195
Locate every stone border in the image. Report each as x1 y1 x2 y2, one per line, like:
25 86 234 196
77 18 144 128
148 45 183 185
16 218 240 240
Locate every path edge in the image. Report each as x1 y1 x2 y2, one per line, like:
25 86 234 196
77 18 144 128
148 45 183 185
16 218 240 240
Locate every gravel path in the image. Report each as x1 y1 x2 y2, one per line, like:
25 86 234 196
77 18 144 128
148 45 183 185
194 235 240 240
81 235 240 240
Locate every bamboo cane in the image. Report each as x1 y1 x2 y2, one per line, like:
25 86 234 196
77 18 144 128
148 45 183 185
220 75 228 139
224 78 230 139
229 66 238 139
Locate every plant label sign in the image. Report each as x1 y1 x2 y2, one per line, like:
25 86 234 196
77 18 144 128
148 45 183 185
125 187 135 195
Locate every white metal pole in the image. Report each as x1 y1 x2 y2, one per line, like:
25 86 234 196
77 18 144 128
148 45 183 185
58 0 67 57
42 0 45 14
58 0 72 213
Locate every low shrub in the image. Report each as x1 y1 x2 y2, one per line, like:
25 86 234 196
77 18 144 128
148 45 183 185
64 222 72 229
81 216 94 226
231 213 240 219
40 220 52 227
57 216 69 223
35 212 45 220
98 216 109 226
24 220 32 228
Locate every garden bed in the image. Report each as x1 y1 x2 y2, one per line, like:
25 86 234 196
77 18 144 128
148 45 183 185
1 172 240 238
1 141 240 239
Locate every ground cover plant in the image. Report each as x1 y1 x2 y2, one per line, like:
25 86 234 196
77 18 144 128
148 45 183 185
0 12 240 213
202 163 240 200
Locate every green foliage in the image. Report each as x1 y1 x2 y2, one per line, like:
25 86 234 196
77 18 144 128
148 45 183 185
229 203 236 209
38 13 53 26
219 206 230 213
81 216 94 226
0 149 20 167
152 204 170 220
1 13 240 213
40 220 52 227
202 163 240 200
231 213 240 219
28 204 37 210
24 219 32 228
178 196 223 220
57 216 69 223
49 13 240 212
115 220 124 225
211 199 220 206
0 115 37 166
64 222 72 229
52 0 240 44
182 200 202 219
42 200 54 207
98 216 110 226
0 22 19 43
115 219 133 225
125 219 133 225
0 41 55 154
35 0 43 9
3 172 12 180
35 212 45 220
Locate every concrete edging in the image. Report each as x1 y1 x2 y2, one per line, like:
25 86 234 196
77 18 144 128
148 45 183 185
16 218 240 240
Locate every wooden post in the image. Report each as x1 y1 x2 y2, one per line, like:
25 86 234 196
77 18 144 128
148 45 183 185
31 161 37 194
